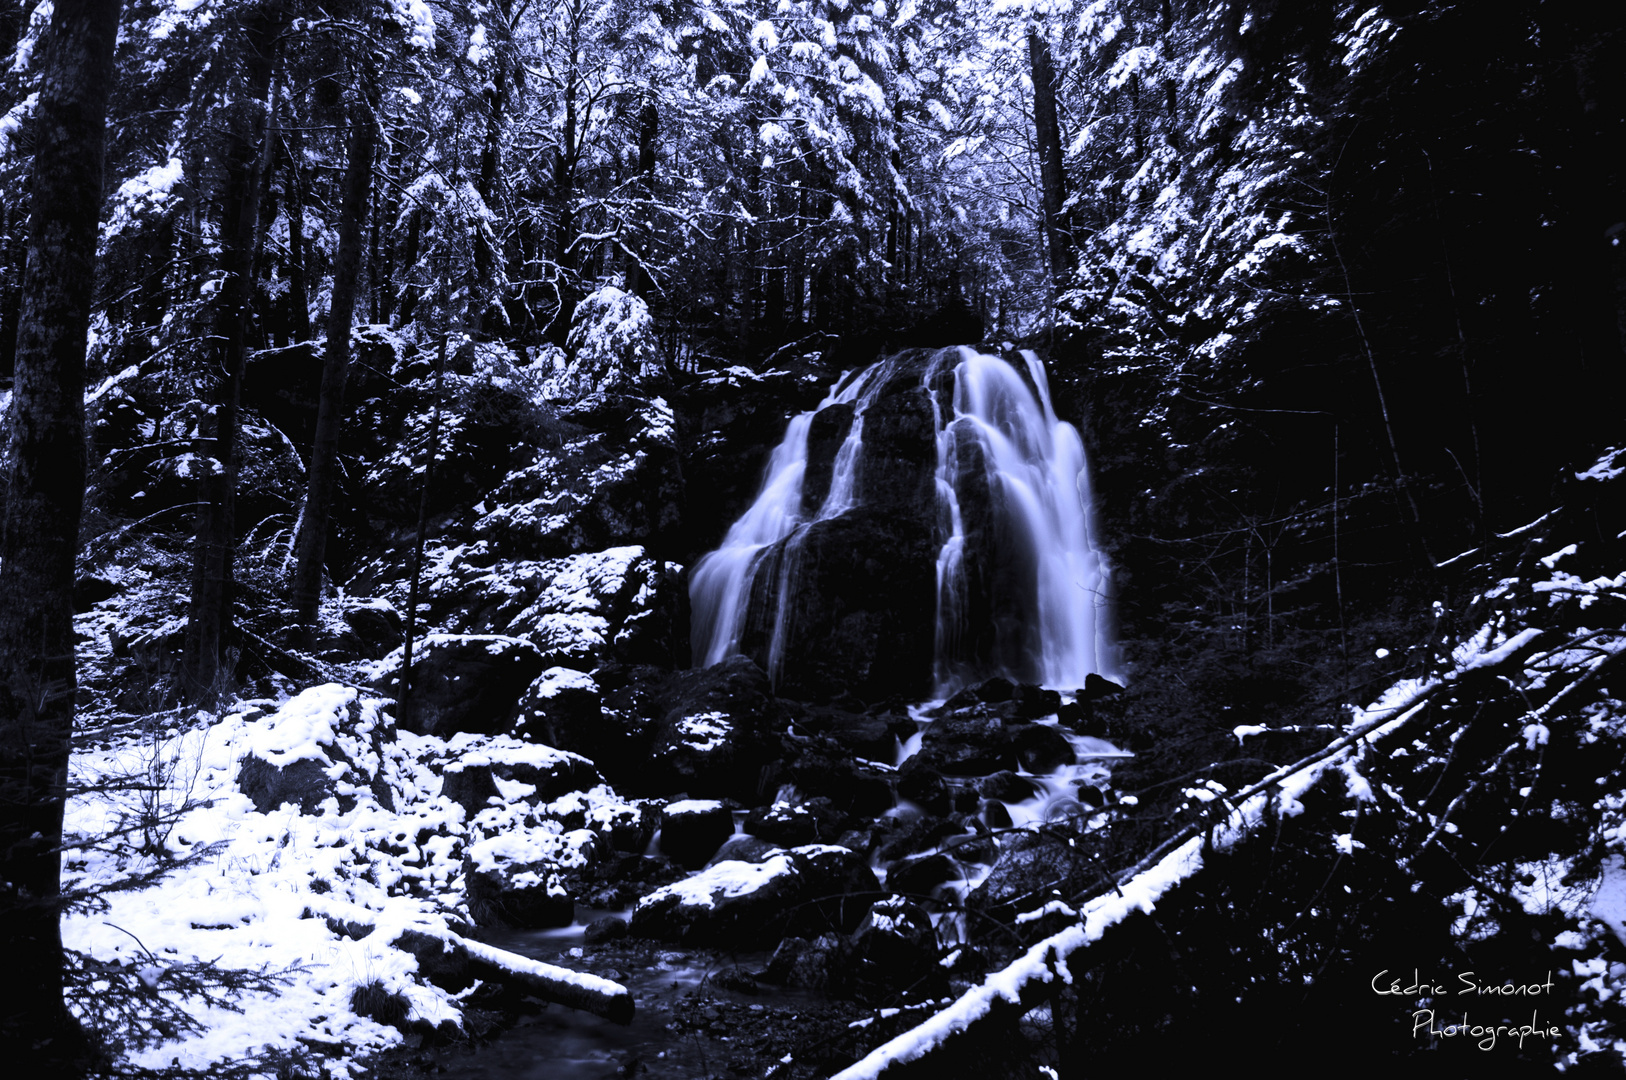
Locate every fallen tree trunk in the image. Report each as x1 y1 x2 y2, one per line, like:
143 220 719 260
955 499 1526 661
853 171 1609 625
457 935 634 1025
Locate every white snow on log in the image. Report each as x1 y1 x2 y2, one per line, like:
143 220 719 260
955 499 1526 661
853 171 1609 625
459 937 627 999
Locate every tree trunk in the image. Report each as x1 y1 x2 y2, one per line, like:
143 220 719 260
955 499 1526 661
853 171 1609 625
290 97 378 626
180 12 284 703
628 93 659 299
0 0 121 1066
1028 28 1071 291
285 124 312 344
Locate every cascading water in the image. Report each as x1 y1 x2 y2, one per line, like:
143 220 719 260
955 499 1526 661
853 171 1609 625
690 347 1113 696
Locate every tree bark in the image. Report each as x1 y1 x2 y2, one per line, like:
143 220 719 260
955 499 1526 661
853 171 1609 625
0 0 122 1066
290 97 377 626
285 124 312 344
627 93 659 299
1028 28 1072 291
180 10 285 703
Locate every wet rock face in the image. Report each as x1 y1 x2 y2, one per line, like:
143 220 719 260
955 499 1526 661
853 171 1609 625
800 401 855 517
373 634 545 737
676 358 835 559
628 844 879 949
740 508 938 703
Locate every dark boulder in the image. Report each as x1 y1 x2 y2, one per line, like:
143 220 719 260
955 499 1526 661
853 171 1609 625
783 747 896 816
707 834 784 866
978 771 1038 803
896 762 956 816
583 916 629 945
659 799 736 869
572 852 688 910
851 896 940 993
514 666 603 746
642 656 787 803
465 856 576 929
341 598 405 660
912 710 1018 776
1014 723 1076 774
764 934 853 991
391 930 474 993
967 831 1100 923
743 797 848 847
886 852 965 899
373 634 544 737
788 704 916 761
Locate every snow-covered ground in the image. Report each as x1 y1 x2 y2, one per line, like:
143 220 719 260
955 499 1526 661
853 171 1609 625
60 685 637 1076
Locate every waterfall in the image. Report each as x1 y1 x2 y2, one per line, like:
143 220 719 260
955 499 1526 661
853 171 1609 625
689 347 1112 696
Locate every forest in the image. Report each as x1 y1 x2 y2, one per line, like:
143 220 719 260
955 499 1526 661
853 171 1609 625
1 0 1623 1075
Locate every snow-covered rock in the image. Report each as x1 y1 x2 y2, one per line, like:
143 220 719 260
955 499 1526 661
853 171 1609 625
236 685 399 815
629 843 879 948
405 543 686 673
436 732 602 815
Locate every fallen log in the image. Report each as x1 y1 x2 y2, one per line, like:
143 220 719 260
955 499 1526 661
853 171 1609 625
458 935 635 1025
390 925 634 1025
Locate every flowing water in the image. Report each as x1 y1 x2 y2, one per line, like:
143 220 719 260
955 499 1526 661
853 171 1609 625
689 348 1112 696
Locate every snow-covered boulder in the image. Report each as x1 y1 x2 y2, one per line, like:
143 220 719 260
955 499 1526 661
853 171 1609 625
463 827 587 929
371 633 544 737
436 733 602 816
441 734 655 927
658 799 736 870
628 844 878 948
237 685 398 815
513 666 603 745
